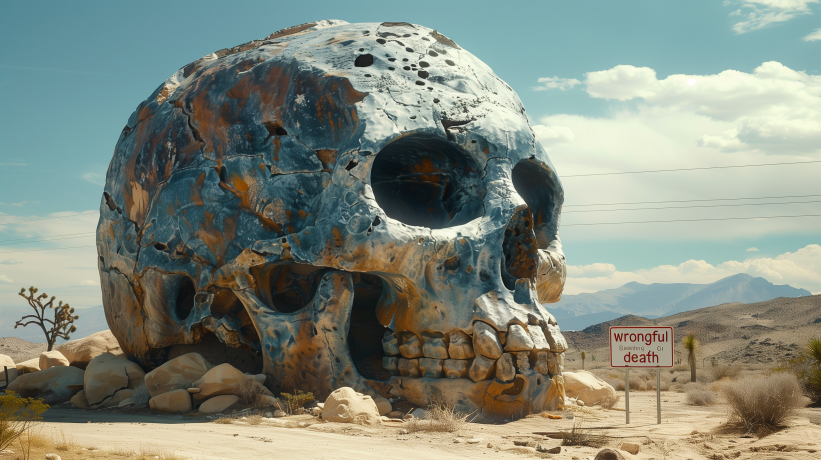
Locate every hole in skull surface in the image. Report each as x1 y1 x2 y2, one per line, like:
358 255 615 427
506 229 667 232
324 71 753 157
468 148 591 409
370 134 484 229
175 276 196 321
347 273 390 381
511 159 562 248
209 288 260 345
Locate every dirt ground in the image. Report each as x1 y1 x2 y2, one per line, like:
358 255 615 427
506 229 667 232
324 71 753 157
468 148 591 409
1 391 819 460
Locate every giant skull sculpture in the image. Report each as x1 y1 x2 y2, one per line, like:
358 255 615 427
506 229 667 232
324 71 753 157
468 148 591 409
98 20 568 420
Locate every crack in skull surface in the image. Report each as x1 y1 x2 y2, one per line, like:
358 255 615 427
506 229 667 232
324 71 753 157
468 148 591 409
98 20 568 421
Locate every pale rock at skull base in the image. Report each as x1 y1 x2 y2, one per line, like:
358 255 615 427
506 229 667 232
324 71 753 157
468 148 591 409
504 324 534 352
149 388 192 413
84 353 145 407
199 394 240 414
321 387 381 425
39 351 70 370
56 330 123 369
16 358 40 374
144 352 213 397
563 371 617 407
192 363 272 402
371 394 392 416
0 354 18 385
468 355 496 382
448 331 475 359
7 365 84 404
118 397 136 408
473 322 503 359
70 390 90 409
620 443 640 455
495 353 516 382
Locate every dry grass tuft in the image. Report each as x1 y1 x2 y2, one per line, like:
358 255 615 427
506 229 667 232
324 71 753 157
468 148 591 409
721 373 810 431
405 401 468 433
129 384 151 408
244 414 264 425
561 420 607 448
710 365 741 381
685 386 716 406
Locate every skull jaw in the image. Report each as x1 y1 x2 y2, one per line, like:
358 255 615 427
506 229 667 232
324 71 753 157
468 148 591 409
236 270 563 422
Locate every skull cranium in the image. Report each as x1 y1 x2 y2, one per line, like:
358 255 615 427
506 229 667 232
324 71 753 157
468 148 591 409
98 20 568 421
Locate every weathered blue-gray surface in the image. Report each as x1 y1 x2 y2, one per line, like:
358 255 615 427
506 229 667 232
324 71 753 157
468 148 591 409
97 20 567 420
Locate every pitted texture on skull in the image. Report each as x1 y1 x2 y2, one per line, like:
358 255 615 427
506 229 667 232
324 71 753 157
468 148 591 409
98 20 567 421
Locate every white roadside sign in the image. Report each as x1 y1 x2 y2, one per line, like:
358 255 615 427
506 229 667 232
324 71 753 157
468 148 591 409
610 326 674 367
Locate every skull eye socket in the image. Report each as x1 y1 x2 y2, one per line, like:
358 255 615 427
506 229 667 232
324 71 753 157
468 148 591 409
370 135 483 229
511 159 562 248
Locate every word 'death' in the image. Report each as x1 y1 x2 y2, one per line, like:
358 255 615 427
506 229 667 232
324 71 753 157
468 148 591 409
609 327 674 368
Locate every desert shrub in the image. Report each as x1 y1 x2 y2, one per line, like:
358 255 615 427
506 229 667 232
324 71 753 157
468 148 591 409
685 387 716 406
279 389 314 414
562 420 606 448
244 414 264 425
405 401 467 433
721 373 809 430
710 365 741 381
0 391 49 451
236 379 266 407
130 384 151 407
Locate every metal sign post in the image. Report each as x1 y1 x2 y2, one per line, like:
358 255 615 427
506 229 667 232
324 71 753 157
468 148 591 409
610 327 674 425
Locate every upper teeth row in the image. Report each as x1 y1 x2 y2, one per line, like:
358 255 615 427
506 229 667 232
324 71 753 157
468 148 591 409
380 321 566 382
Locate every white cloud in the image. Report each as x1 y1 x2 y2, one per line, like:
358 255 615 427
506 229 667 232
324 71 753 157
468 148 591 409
75 279 100 287
804 27 821 40
532 124 575 146
582 62 821 154
746 247 760 251
0 259 22 265
565 244 821 295
82 172 105 186
0 275 13 283
0 163 26 167
535 76 582 91
728 0 818 34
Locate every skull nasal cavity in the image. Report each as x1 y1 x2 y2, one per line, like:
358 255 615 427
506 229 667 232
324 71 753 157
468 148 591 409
175 277 196 321
370 135 483 229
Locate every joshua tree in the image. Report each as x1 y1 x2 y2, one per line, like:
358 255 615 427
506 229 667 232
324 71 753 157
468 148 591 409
683 334 698 383
807 338 821 401
581 351 586 370
15 286 78 351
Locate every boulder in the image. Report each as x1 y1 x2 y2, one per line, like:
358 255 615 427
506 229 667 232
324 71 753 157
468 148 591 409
620 442 640 455
70 390 90 409
321 387 381 425
6 365 84 404
1 354 19 385
372 394 392 416
84 353 145 408
39 351 70 370
563 371 617 406
149 388 192 413
144 353 213 397
16 358 40 374
199 395 239 414
56 330 123 369
192 363 271 402
594 448 626 460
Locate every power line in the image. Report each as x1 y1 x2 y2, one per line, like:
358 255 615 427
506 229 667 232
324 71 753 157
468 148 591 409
562 213 821 227
0 211 99 225
561 160 821 178
0 232 96 244
563 199 821 214
0 245 97 255
563 193 821 208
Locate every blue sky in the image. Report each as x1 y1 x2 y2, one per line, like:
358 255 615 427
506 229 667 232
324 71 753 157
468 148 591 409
1 0 819 311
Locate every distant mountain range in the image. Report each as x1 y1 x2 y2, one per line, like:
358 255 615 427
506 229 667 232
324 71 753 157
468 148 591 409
550 273 811 331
